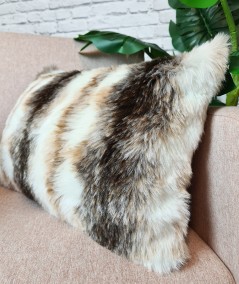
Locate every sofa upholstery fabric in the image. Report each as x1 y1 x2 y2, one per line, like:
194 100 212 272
190 107 239 283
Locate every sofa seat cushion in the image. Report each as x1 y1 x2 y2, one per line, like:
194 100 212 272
0 187 234 284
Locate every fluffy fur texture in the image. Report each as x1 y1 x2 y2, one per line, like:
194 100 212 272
0 34 229 274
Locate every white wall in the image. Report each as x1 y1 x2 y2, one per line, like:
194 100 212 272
0 0 175 51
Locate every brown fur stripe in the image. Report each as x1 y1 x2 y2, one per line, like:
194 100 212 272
27 70 80 116
11 71 80 201
76 57 180 255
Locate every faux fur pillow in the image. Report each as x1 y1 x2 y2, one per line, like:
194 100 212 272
0 34 229 273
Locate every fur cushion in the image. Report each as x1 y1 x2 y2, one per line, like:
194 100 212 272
0 34 229 273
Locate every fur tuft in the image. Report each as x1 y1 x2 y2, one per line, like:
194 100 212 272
176 33 230 112
181 33 230 72
36 65 60 79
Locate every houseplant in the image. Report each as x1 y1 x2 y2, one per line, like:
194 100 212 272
169 0 239 105
75 0 239 105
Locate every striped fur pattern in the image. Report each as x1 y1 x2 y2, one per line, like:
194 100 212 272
0 34 229 273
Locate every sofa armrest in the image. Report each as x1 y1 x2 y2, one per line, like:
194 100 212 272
190 106 239 283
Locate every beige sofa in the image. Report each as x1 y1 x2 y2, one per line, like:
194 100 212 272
0 32 238 284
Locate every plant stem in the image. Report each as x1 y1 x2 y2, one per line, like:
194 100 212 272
220 0 239 106
220 0 238 52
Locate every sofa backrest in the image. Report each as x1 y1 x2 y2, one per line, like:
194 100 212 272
0 32 143 136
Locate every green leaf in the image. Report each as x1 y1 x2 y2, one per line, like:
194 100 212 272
226 74 239 105
218 70 236 96
169 21 187 52
75 30 169 58
168 0 187 9
169 0 239 52
226 89 239 105
179 0 219 8
210 97 226 106
229 52 239 74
